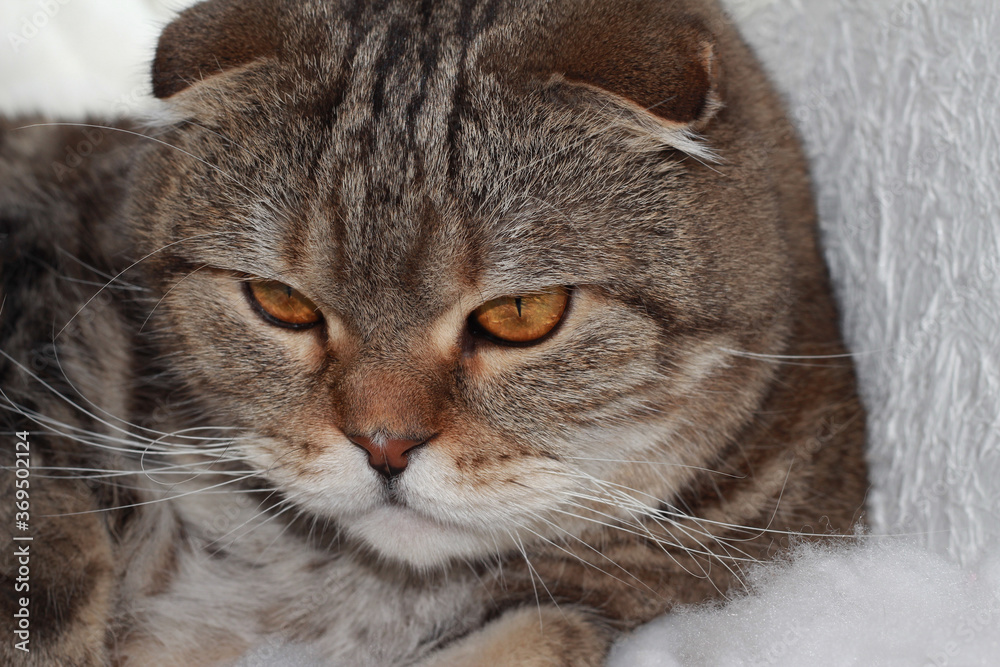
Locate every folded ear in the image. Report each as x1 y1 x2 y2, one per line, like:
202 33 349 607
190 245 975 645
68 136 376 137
152 0 285 99
525 1 721 130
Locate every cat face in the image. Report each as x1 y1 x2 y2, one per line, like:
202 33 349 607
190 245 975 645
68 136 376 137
131 0 792 568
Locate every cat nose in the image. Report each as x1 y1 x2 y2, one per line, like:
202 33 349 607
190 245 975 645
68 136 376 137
348 434 427 479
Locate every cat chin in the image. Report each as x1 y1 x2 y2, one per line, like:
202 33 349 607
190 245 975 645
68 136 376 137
341 505 497 569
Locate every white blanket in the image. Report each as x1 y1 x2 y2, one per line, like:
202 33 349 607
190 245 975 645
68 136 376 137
3 1 999 664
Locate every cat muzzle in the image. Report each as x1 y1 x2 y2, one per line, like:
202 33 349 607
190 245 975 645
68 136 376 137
348 434 427 479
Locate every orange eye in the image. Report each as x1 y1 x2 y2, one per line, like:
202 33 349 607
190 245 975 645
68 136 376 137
471 287 569 344
246 280 321 329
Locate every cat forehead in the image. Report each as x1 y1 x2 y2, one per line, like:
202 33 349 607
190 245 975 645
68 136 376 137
157 0 721 130
152 0 728 310
157 0 723 209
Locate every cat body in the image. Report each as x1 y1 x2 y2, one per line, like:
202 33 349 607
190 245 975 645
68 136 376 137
0 0 867 665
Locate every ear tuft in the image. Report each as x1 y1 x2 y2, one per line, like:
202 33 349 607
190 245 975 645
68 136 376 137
152 0 283 99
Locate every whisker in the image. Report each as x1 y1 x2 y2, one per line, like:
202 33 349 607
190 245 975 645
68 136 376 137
0 399 248 458
250 499 308 564
49 230 228 341
14 123 263 203
560 454 745 478
520 509 657 596
507 528 547 621
0 354 248 446
138 263 210 333
40 469 267 517
55 246 146 290
213 493 299 552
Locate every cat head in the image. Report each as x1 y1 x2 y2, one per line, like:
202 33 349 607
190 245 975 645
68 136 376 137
130 0 797 569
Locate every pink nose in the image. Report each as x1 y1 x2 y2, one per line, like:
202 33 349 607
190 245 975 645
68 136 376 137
348 434 426 478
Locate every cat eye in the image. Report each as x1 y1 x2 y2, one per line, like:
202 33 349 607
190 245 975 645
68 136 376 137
470 287 570 344
245 280 321 329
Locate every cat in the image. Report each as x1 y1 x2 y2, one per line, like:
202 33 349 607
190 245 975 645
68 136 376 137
0 0 868 665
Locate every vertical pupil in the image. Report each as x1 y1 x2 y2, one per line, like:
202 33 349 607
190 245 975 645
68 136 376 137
515 296 522 317
283 285 292 298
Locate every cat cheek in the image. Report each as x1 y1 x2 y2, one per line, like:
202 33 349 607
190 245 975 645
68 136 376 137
413 429 553 493
253 432 384 515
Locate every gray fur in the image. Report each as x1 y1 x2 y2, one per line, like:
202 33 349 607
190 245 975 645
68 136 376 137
0 1 867 665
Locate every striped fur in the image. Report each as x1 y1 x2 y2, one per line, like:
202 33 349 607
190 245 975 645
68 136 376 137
0 1 867 665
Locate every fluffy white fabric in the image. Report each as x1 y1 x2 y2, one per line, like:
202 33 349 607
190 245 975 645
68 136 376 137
3 0 999 665
611 539 1000 667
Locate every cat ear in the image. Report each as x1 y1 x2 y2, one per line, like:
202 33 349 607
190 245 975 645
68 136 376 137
535 4 722 131
559 32 718 129
152 0 284 99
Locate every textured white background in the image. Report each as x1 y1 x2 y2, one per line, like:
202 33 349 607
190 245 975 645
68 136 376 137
730 0 1000 568
3 0 999 664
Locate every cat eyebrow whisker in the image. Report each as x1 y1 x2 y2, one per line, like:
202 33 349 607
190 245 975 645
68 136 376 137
54 246 149 292
49 230 231 342
57 275 148 291
43 238 262 450
138 263 211 334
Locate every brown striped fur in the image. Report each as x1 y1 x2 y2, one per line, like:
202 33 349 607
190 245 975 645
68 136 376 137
0 1 866 664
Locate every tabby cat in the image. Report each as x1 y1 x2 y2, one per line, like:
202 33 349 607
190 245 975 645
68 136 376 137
0 0 867 664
